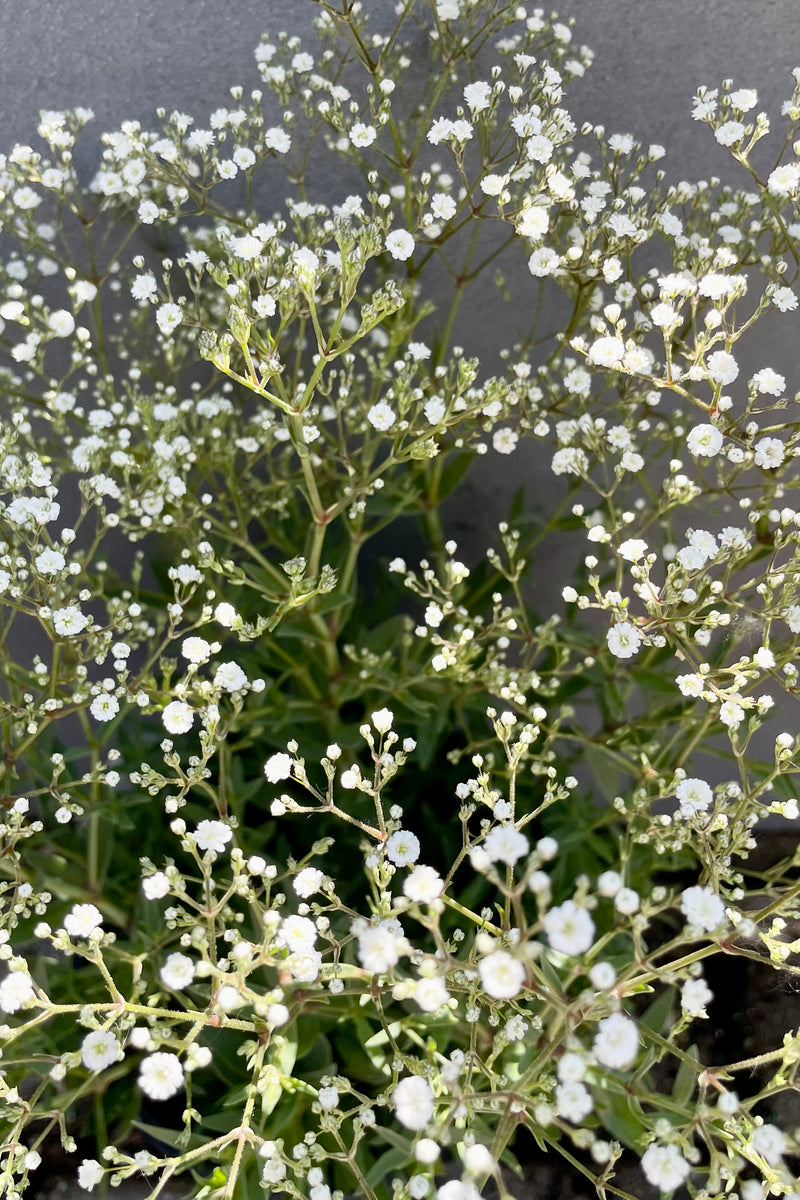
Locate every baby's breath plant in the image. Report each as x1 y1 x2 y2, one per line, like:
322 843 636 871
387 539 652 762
4 3 800 1199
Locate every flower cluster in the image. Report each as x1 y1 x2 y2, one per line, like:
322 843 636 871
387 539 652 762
2 5 800 1200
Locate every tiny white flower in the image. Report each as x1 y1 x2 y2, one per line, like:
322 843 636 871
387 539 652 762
0 971 36 1014
63 903 103 939
385 230 415 261
393 1075 434 1130
138 1052 184 1101
593 1012 639 1070
543 900 595 956
193 820 232 854
47 309 75 337
90 694 119 722
706 350 739 384
478 950 526 1000
293 867 324 897
607 622 643 659
77 1160 104 1191
403 865 444 904
681 977 713 1018
676 777 713 816
367 402 396 431
482 824 529 866
155 303 183 335
81 1029 121 1071
142 872 170 900
264 752 293 782
641 1144 691 1192
162 700 194 734
385 830 421 867
349 123 377 148
213 661 248 692
160 952 196 990
686 423 723 457
681 885 726 932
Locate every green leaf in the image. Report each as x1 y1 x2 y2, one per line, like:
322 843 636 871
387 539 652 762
672 1044 699 1107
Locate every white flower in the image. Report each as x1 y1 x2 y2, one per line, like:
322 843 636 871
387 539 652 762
516 205 549 240
64 903 103 939
431 193 457 221
293 867 324 897
593 1013 639 1069
785 604 800 634
676 777 713 816
403 865 444 904
641 1144 691 1192
556 1079 593 1122
414 976 450 1012
750 367 785 396
772 286 798 312
81 1029 121 1071
767 162 800 196
367 402 396 431
293 247 319 290
370 707 394 734
193 820 232 853
385 830 421 867
53 605 89 636
483 825 529 866
45 308 76 338
480 173 506 196
277 915 317 953
77 1160 104 1191
437 1184 481 1200
0 971 36 1013
715 120 745 146
730 88 758 111
706 350 739 384
266 1003 290 1028
264 752 293 782
587 336 625 368
393 1076 434 1130
265 126 291 153
543 900 595 956
681 885 726 932
719 698 745 728
357 922 402 972
686 423 723 457
89 694 120 722
142 872 170 900
681 977 713 1018
607 622 643 659
615 887 640 915
318 1085 340 1110
618 538 648 562
162 700 194 734
589 961 617 990
754 436 785 469
528 247 559 276
35 547 66 574
181 636 212 663
213 661 248 692
160 952 196 990
751 1123 788 1165
138 1052 184 1101
349 123 377 147
479 950 526 1000
492 427 518 454
156 303 183 335
463 81 492 112
385 230 415 261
